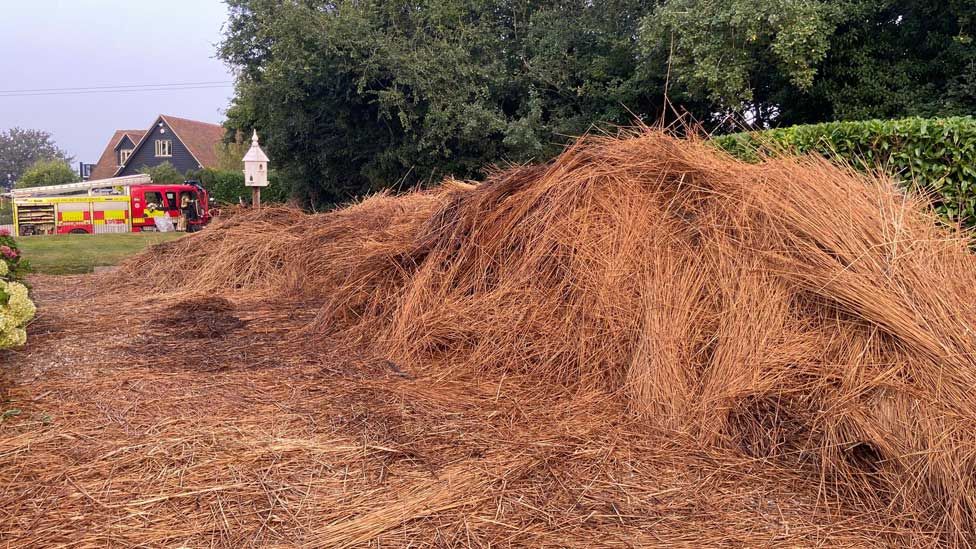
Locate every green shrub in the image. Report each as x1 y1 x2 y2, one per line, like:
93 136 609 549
191 168 290 205
0 231 30 282
0 232 33 350
0 201 12 225
139 161 184 184
16 158 79 188
713 117 976 225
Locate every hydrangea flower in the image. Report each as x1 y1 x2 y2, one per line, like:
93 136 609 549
0 327 26 348
0 279 34 349
5 282 35 326
0 232 31 349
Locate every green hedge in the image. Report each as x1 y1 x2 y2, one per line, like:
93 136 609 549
0 200 11 225
191 168 291 205
713 117 976 225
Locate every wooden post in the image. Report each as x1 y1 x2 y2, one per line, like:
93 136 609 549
252 187 261 210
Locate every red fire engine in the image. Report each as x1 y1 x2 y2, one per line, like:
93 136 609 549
10 175 213 236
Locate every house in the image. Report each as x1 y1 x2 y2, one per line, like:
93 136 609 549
78 162 95 181
89 115 225 180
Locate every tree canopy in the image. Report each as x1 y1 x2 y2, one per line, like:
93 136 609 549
0 128 72 186
219 0 976 205
16 159 80 189
220 0 673 205
645 0 976 126
139 162 184 184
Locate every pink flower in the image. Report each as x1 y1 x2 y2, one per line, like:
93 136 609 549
0 246 16 259
0 229 9 237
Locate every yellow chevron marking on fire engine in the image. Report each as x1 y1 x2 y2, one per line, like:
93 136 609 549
103 210 126 220
61 211 85 222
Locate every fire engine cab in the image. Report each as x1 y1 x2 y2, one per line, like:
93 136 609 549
9 175 213 236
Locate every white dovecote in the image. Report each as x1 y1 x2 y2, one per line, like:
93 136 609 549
243 130 270 188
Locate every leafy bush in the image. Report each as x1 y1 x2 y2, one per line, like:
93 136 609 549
0 200 11 225
191 168 290 205
16 158 80 188
139 161 184 184
713 117 976 224
0 231 29 282
0 230 34 349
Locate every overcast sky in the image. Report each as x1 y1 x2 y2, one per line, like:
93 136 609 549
0 0 234 165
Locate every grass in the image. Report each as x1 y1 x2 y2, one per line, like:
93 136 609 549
17 232 185 275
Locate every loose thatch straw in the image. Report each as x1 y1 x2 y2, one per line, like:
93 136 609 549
5 130 976 546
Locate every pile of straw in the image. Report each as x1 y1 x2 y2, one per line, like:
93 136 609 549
6 130 976 546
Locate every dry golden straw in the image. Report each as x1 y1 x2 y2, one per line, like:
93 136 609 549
3 130 976 547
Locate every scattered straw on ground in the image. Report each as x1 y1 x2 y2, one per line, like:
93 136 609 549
3 130 976 547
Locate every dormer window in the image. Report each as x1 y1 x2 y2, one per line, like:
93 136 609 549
119 149 132 165
155 139 172 157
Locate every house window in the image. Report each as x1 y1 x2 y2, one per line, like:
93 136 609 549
119 149 132 165
155 139 172 157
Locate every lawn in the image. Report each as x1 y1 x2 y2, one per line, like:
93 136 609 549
17 232 185 275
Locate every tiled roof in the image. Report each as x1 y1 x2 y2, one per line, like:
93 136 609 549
89 129 145 180
93 115 226 179
160 115 226 169
121 131 144 147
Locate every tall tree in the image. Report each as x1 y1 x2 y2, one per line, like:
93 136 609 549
641 0 834 128
220 1 975 204
812 0 976 121
0 128 73 186
642 0 976 127
219 0 672 206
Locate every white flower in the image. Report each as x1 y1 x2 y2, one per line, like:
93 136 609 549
0 327 25 348
5 282 34 327
0 280 34 349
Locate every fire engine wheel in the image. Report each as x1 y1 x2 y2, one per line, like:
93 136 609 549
69 229 89 235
